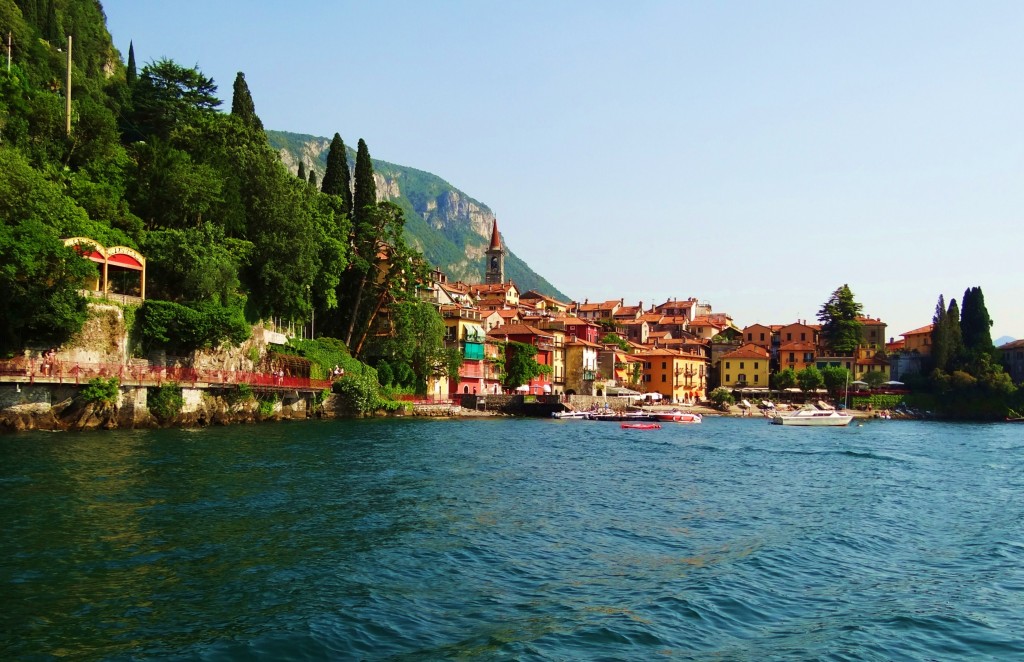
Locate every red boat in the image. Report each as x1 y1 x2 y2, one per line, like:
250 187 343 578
621 423 661 430
655 410 702 424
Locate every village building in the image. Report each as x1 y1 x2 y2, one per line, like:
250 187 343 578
718 343 770 390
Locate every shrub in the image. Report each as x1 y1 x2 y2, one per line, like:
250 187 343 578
137 299 250 353
709 387 735 408
258 396 277 417
332 372 382 416
148 383 184 422
80 377 120 406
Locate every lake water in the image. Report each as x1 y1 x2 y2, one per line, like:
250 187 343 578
2 417 1023 660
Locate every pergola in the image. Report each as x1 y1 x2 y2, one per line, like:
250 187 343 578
64 237 146 301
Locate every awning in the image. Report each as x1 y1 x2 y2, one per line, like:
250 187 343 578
464 324 486 342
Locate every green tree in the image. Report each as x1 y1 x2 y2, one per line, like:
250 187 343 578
126 40 137 87
321 132 352 215
709 386 735 408
229 71 263 132
503 341 545 389
142 224 249 305
930 294 950 373
297 161 306 181
601 332 629 351
352 138 377 222
131 59 220 141
863 370 887 389
817 284 863 354
946 298 964 371
797 366 824 393
821 365 851 402
308 169 317 188
960 286 995 369
771 367 797 391
368 300 446 394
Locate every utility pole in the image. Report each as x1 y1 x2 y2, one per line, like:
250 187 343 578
65 35 72 136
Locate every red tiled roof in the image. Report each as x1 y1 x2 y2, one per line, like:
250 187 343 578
901 324 934 337
487 323 552 338
721 343 771 360
778 341 817 351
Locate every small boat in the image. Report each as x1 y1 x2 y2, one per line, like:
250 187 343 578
770 407 853 427
655 410 702 424
551 410 587 419
621 423 661 430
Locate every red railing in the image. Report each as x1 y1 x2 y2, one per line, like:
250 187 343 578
0 359 332 390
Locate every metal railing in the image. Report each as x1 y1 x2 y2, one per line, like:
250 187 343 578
0 359 332 390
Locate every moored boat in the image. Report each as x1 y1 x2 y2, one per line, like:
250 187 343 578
621 423 661 430
770 407 853 427
551 410 588 419
654 410 702 424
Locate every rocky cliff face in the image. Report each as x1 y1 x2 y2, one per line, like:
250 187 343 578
268 130 568 299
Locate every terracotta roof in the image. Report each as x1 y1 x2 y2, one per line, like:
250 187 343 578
568 338 603 349
648 331 672 339
857 316 886 324
901 324 934 337
998 339 1024 349
778 341 817 351
487 323 552 338
721 343 771 360
495 309 521 319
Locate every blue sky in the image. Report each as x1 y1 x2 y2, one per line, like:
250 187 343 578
102 1 1023 341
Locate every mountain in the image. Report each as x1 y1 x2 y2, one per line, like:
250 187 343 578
995 336 1017 347
267 131 568 301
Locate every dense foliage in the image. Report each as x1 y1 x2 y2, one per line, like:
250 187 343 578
0 1 444 375
817 284 863 354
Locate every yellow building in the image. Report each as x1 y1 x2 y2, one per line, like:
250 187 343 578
901 324 933 355
636 348 709 403
719 344 770 389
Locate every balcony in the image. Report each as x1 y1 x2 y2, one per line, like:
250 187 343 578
582 369 597 381
536 340 555 352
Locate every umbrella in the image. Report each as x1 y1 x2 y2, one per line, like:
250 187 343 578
851 380 869 386
515 384 530 392
882 380 904 386
542 384 552 393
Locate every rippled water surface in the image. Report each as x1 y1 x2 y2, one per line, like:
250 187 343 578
3 418 1024 660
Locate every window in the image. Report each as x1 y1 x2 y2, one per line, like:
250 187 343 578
801 333 806 341
740 362 745 369
662 361 667 369
786 333 792 341
788 352 795 362
726 361 731 369
661 374 666 382
754 362 759 370
644 374 651 382
760 333 765 341
754 374 759 383
747 333 752 341
726 374 731 382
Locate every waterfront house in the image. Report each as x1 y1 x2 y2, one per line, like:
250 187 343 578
778 340 817 374
999 339 1024 385
564 338 601 396
719 344 770 390
857 315 887 350
635 347 709 403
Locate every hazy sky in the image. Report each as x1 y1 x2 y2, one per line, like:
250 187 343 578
102 1 1023 341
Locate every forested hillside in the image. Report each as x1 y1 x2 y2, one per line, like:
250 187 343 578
0 0 563 379
268 131 568 300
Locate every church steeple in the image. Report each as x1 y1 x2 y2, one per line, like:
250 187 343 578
485 218 504 284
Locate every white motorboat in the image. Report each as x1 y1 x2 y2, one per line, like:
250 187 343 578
770 407 853 427
551 410 588 419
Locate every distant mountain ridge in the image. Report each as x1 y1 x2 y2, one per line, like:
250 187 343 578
267 131 568 301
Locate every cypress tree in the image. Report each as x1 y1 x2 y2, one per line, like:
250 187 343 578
321 133 352 216
930 294 949 372
308 170 318 188
230 71 264 132
960 286 994 359
352 138 377 222
126 41 137 86
946 299 964 370
297 161 306 181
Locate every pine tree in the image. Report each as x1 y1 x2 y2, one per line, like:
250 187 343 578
930 294 949 372
817 284 863 354
308 169 317 188
321 133 352 215
352 138 376 222
230 71 264 132
297 161 306 181
126 41 137 86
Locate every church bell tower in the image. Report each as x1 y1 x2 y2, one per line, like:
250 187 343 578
485 218 504 284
